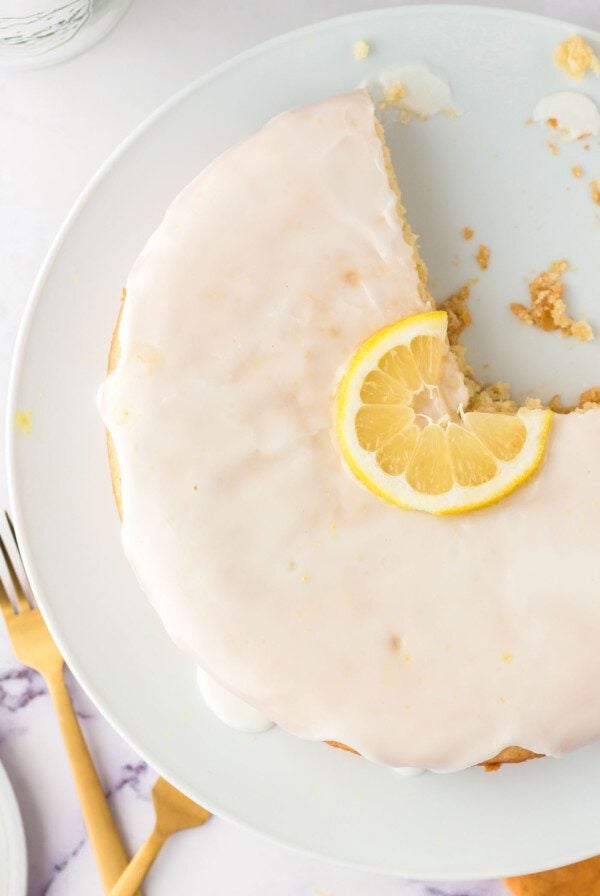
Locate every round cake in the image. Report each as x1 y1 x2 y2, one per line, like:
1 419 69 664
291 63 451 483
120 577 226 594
100 91 600 773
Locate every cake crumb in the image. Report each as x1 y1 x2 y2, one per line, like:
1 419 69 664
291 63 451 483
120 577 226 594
571 319 594 341
450 341 519 414
379 82 405 110
441 275 596 415
524 116 534 126
509 259 594 341
547 139 559 156
469 382 517 414
571 164 584 178
590 177 600 205
475 244 490 270
548 394 576 414
14 409 33 435
554 34 600 80
462 226 474 241
525 397 543 409
352 39 370 60
439 282 472 344
502 651 514 663
549 387 600 413
580 386 600 406
583 143 590 151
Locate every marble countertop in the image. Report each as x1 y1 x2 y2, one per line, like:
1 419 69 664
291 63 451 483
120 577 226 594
0 0 597 893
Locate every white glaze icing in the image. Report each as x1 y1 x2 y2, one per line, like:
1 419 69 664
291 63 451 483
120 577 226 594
533 91 600 140
197 669 273 733
362 63 460 119
100 91 600 772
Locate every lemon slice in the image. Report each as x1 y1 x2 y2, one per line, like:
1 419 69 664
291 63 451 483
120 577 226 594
336 311 552 514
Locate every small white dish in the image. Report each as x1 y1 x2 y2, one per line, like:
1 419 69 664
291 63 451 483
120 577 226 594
0 760 27 896
7 5 600 879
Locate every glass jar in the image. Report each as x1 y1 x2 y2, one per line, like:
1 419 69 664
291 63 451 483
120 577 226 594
0 0 133 69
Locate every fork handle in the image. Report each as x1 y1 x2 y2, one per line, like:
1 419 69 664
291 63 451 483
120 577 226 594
45 668 140 895
506 855 600 895
109 827 166 896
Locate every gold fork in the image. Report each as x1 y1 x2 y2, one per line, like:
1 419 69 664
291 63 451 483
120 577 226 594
506 854 600 895
110 776 212 896
0 512 138 894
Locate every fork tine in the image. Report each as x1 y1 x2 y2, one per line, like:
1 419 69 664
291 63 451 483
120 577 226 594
4 512 20 557
0 571 16 620
0 532 29 612
4 513 33 611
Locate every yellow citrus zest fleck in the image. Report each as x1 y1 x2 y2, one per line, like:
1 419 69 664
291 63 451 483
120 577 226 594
14 409 33 435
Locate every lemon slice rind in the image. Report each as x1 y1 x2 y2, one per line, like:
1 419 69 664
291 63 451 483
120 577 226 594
336 312 552 515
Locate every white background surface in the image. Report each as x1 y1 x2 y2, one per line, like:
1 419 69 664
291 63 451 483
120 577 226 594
0 2 598 894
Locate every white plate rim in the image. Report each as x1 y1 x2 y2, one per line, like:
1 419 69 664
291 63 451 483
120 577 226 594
6 4 600 880
0 760 27 896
